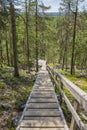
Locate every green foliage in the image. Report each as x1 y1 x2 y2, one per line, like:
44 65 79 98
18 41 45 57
0 80 6 89
62 102 72 123
0 65 35 129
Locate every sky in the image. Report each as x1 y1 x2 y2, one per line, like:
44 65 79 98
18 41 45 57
41 0 87 12
42 0 60 12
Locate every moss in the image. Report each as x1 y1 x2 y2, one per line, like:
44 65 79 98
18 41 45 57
65 75 87 93
10 128 15 130
0 83 6 89
58 69 87 93
0 65 36 130
55 86 60 94
7 117 13 129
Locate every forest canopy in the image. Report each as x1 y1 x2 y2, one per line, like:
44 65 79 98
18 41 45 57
0 0 87 75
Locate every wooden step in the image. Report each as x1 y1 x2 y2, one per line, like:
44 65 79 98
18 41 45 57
29 97 57 103
20 117 64 127
26 103 59 109
24 109 61 117
31 93 55 97
33 89 54 91
16 68 68 130
20 128 65 130
23 117 62 120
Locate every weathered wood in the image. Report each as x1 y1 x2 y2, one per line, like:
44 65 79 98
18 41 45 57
26 103 59 109
20 128 66 130
16 63 69 130
24 109 61 117
30 93 55 98
47 66 87 130
70 101 79 130
63 94 87 130
47 66 87 112
31 91 54 94
33 88 53 90
29 98 57 103
20 118 64 127
23 117 61 120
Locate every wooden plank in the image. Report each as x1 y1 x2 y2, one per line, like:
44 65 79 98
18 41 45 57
29 98 57 103
16 68 69 130
20 128 65 130
30 94 55 98
24 109 61 117
26 103 59 109
63 94 85 130
20 118 64 127
33 87 53 89
33 89 54 91
32 90 54 92
31 92 54 94
23 117 62 120
70 101 79 130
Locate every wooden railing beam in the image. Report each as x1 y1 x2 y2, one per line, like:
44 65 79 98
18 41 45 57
47 65 87 112
47 65 87 130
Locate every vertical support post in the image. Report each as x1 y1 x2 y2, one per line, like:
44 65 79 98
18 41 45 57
52 69 55 86
59 81 63 105
54 74 57 92
70 100 79 130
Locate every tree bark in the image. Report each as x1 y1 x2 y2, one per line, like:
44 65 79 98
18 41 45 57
0 39 3 67
71 1 78 75
6 39 10 66
35 0 38 72
10 2 19 76
25 0 30 72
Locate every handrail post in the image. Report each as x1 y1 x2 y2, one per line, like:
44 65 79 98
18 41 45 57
53 74 57 92
70 100 79 130
59 81 63 106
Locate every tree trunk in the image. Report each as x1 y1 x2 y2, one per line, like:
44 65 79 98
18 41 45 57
35 0 38 72
71 1 78 75
5 31 10 66
6 39 10 66
41 31 45 59
0 39 3 67
10 2 19 76
25 0 30 72
10 33 13 66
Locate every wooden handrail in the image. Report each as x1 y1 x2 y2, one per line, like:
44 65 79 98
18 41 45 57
47 65 87 130
47 65 87 112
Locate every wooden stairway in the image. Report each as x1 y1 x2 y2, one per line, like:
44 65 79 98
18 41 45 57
16 62 69 130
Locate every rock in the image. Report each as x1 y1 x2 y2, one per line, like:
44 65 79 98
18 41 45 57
12 112 22 127
20 104 26 110
0 76 7 79
1 103 12 110
12 100 15 104
4 111 12 116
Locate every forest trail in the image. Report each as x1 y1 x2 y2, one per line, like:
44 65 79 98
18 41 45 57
16 60 68 130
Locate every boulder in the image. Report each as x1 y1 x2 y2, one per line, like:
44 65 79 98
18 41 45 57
1 103 12 110
20 104 26 110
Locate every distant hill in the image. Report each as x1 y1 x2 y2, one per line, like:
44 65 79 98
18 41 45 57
39 12 64 16
45 12 60 16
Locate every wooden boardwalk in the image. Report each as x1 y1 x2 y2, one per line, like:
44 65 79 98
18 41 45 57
16 61 68 130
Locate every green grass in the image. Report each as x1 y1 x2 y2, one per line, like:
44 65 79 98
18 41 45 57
58 69 87 93
66 75 87 93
